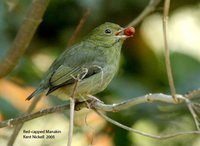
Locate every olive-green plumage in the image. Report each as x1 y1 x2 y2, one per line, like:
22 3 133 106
26 22 129 101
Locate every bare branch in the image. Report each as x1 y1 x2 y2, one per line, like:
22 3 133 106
67 8 91 47
162 0 177 103
67 80 79 146
93 93 184 112
67 99 75 146
0 93 194 128
185 88 200 99
7 95 43 146
0 0 50 78
1 93 200 140
127 0 161 27
186 100 200 130
95 110 200 140
0 102 70 129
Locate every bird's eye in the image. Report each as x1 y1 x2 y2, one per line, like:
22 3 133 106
105 28 112 34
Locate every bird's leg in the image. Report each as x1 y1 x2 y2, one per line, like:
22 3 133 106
77 94 101 110
77 94 91 108
85 94 104 109
75 94 98 110
87 94 102 102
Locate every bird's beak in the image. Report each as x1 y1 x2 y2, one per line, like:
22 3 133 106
115 26 135 39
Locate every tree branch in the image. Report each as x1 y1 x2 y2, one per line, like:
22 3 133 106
95 110 200 140
67 80 79 146
93 93 184 112
7 95 43 146
1 93 200 140
0 102 70 129
186 100 200 130
162 0 177 103
185 88 200 99
0 0 50 78
67 8 91 47
0 94 196 126
127 0 161 27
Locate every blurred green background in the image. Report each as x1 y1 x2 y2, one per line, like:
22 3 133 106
0 0 200 146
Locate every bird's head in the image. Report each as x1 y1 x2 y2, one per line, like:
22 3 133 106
85 22 135 47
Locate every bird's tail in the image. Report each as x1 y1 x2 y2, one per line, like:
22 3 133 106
26 87 45 101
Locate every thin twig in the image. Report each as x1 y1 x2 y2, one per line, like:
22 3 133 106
0 93 188 129
185 88 200 99
67 98 75 146
127 0 161 27
1 102 70 128
93 93 184 112
67 80 78 146
0 0 50 78
67 8 91 47
186 100 200 130
1 93 200 140
7 95 43 146
95 110 200 139
162 0 177 103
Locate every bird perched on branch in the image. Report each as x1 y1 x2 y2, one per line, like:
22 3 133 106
26 22 135 101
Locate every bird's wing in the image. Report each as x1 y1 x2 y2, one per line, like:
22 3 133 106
46 44 105 95
47 64 101 95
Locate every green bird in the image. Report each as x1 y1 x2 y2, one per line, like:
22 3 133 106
26 22 135 101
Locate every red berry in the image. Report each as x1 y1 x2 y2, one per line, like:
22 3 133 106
124 27 135 36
